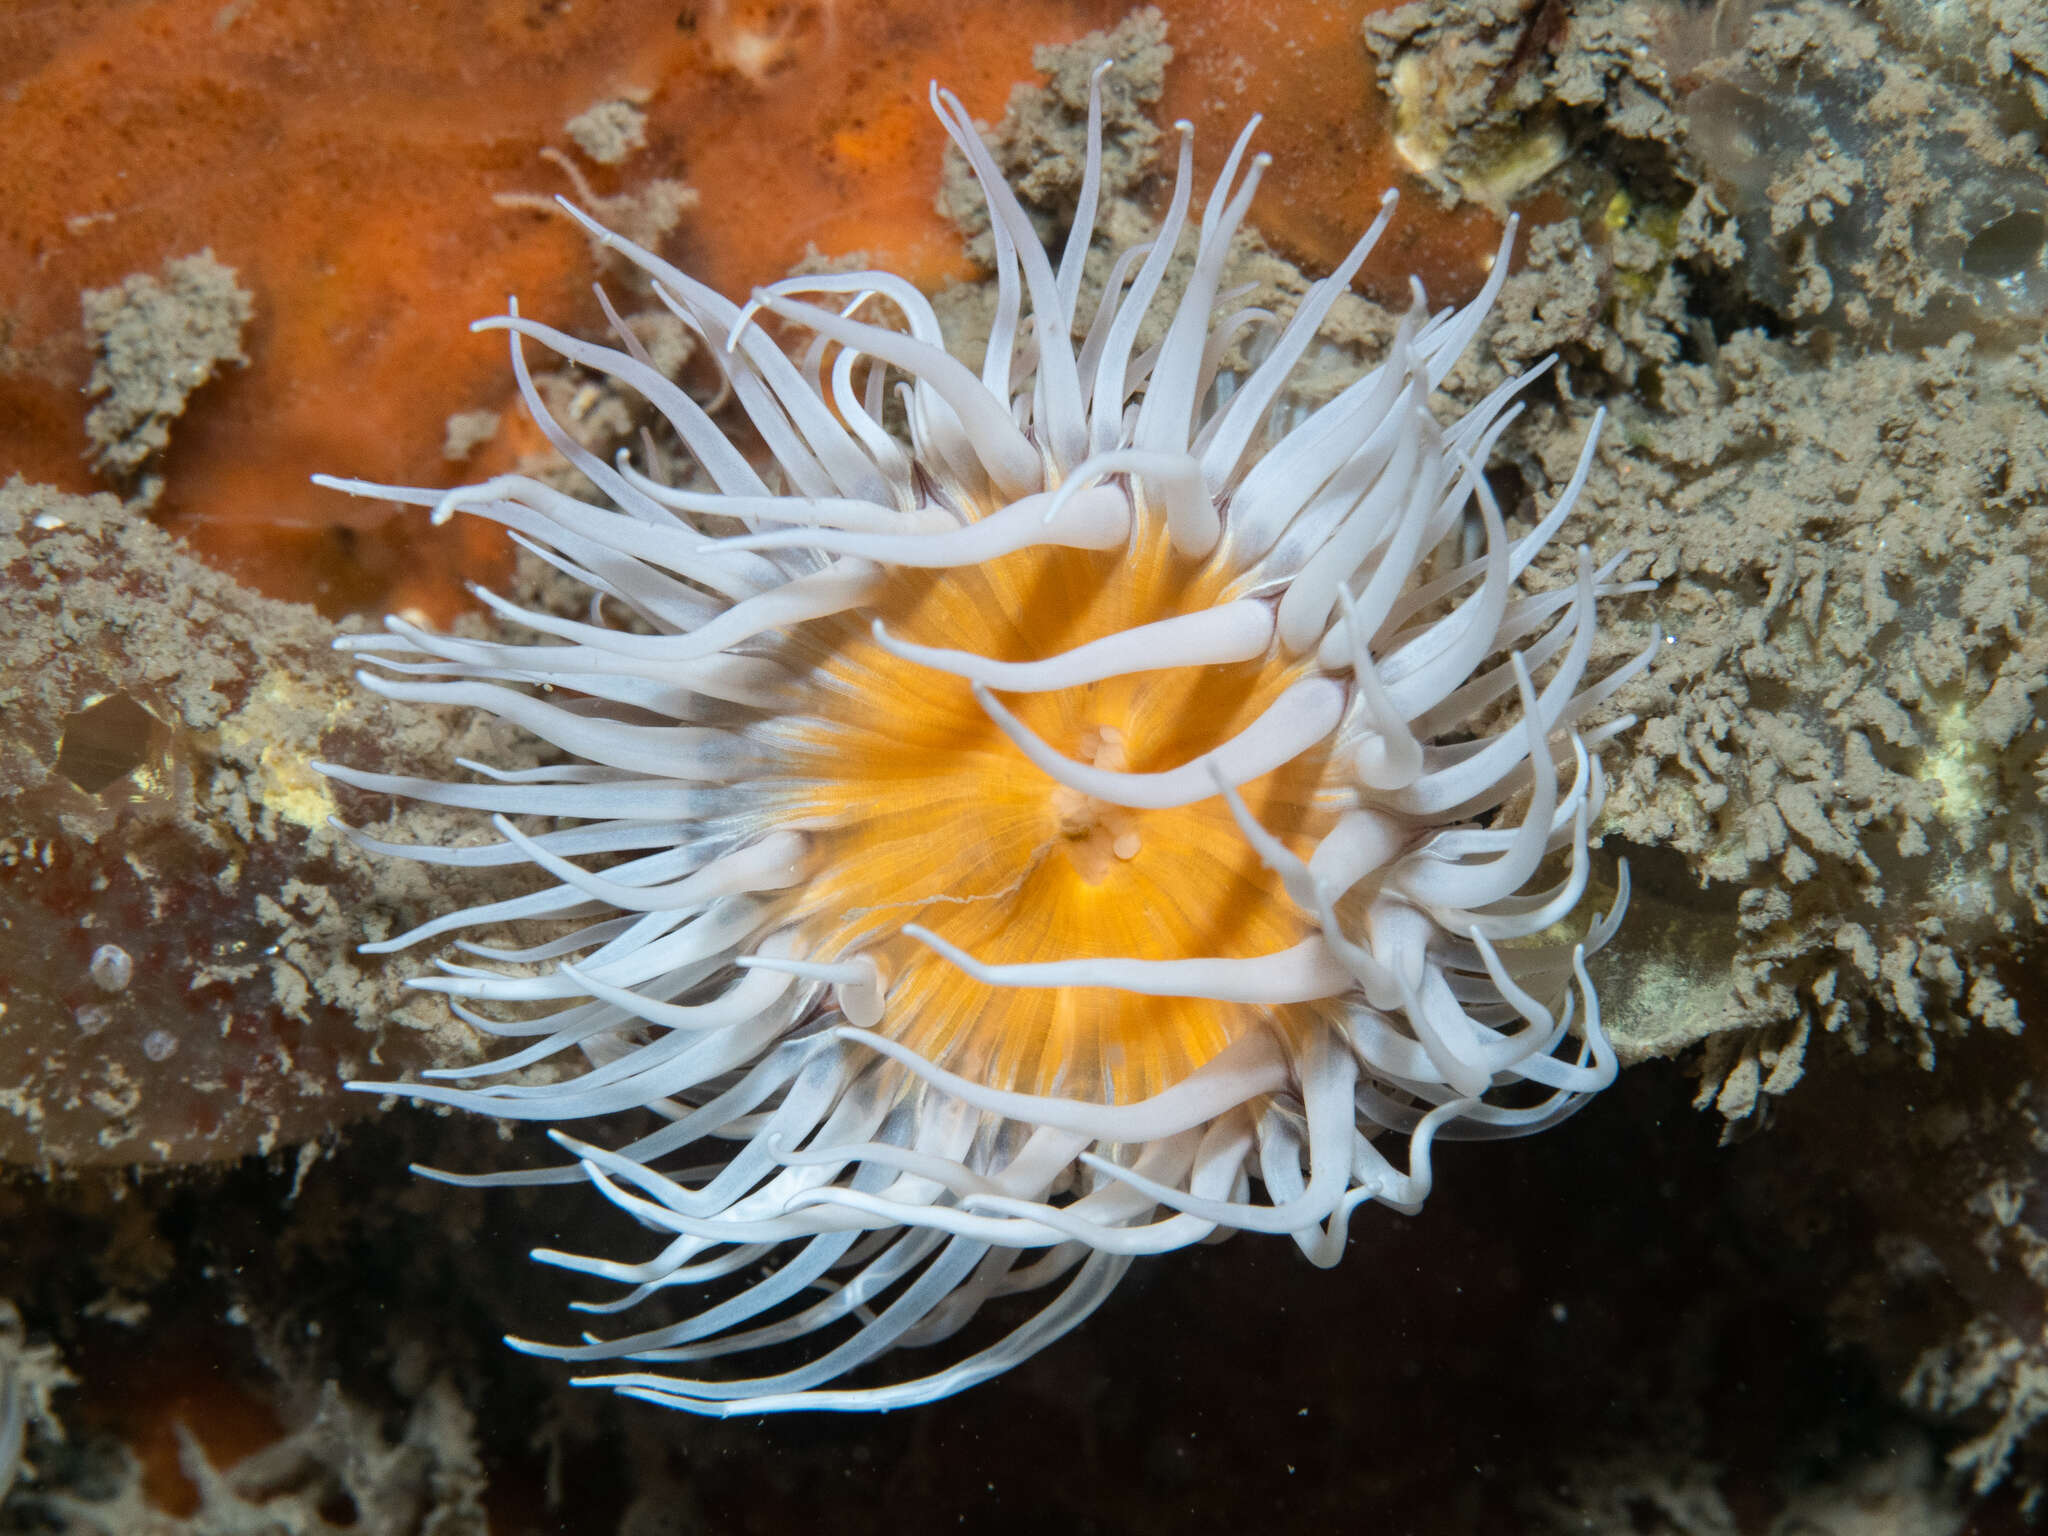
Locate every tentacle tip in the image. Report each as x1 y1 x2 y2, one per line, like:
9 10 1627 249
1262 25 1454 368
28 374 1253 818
553 196 606 237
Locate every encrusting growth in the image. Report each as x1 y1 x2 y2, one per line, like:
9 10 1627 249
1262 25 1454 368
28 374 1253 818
317 72 1654 1414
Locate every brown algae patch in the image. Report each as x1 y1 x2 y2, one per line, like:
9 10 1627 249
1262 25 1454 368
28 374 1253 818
0 479 524 1166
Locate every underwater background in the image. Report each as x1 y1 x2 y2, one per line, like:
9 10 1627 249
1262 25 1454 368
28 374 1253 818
2 0 2045 1529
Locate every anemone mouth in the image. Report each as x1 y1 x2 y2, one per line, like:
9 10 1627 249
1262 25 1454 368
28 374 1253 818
765 523 1334 1104
317 71 1653 1415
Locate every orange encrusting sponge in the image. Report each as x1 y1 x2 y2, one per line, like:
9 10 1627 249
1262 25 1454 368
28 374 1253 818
2 0 1496 624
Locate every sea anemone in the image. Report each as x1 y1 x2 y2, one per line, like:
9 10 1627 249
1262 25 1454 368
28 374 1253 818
317 76 1653 1415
